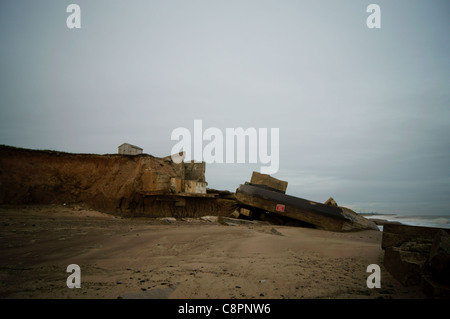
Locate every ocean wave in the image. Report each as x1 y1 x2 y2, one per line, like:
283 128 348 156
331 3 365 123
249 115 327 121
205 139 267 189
366 214 450 229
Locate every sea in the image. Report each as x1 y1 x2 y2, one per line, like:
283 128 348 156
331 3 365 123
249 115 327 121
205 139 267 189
363 214 450 231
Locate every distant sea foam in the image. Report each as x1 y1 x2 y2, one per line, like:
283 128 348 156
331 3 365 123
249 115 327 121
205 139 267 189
365 214 450 231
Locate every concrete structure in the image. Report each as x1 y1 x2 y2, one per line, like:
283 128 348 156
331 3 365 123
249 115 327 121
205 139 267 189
184 180 208 194
250 171 287 193
142 171 171 193
184 161 206 182
140 155 208 195
118 143 143 155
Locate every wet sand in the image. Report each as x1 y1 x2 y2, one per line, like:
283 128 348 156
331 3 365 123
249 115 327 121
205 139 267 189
0 205 426 299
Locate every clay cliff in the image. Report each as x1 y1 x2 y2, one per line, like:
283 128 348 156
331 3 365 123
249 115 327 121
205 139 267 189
0 145 236 217
0 145 176 213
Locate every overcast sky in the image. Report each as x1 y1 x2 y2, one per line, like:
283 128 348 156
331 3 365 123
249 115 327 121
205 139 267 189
1 1 449 215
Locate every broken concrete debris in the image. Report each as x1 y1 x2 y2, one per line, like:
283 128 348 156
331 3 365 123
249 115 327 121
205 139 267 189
324 197 338 207
157 217 177 224
234 171 378 232
218 216 263 226
250 171 288 194
429 230 450 285
200 216 218 223
382 224 450 298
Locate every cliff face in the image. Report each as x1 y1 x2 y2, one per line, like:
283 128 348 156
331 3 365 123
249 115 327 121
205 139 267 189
0 145 178 214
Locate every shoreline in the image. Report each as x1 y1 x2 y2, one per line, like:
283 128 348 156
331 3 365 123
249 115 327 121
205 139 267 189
0 204 427 299
365 215 450 230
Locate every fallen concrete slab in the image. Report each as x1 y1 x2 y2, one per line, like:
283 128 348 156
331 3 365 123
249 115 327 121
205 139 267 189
250 171 288 193
235 183 378 232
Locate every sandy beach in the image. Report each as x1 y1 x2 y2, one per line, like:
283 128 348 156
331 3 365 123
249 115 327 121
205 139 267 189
0 204 426 299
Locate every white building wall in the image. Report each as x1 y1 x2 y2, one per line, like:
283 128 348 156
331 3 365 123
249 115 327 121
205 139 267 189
118 143 143 155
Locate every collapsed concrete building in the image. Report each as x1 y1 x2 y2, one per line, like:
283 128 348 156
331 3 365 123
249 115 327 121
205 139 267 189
234 171 379 232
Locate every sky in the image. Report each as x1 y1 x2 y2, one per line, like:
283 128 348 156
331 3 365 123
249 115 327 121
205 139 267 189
0 0 449 215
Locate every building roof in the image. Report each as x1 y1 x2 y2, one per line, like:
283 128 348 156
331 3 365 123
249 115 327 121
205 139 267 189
118 143 143 150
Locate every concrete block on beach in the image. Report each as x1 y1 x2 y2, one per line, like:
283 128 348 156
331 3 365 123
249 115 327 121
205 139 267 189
421 275 450 299
384 245 428 286
236 183 378 232
382 223 450 297
250 171 288 194
429 230 450 285
381 223 449 250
